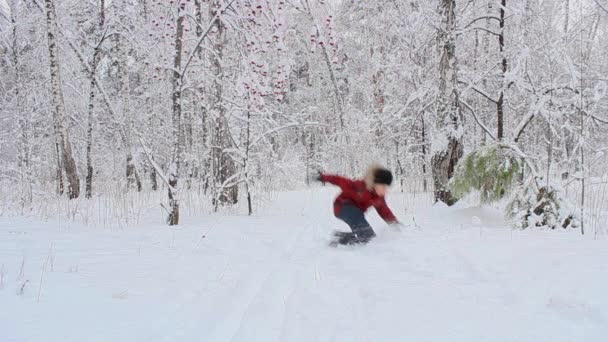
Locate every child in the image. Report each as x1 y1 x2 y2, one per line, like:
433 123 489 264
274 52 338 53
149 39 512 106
317 166 401 245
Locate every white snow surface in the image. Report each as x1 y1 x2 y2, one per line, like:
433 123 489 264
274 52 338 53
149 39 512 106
0 0 8 14
1 189 607 342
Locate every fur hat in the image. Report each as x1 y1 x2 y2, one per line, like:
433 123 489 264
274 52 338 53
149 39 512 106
364 165 393 189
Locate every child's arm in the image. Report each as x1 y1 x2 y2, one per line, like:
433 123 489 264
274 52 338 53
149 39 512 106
319 173 354 191
374 197 398 224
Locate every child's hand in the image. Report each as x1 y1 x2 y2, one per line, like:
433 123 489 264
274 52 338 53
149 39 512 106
315 171 325 185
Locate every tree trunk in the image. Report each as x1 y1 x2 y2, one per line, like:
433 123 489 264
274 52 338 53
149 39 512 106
115 0 141 193
481 0 493 145
167 5 185 225
194 0 210 193
431 0 463 206
372 70 385 114
421 115 428 193
497 0 506 141
141 0 148 20
195 0 204 59
85 0 105 199
563 0 569 33
150 157 158 191
54 134 64 195
244 109 253 216
210 0 238 208
44 0 80 199
11 0 33 204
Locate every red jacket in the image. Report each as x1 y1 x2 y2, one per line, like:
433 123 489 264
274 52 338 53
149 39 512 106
320 173 397 223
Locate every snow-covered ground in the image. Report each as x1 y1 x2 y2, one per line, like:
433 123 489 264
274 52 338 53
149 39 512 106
1 189 607 342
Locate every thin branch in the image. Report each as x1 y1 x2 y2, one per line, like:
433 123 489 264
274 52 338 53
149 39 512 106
459 99 497 141
543 86 579 95
458 80 498 103
583 110 608 124
250 122 327 149
594 0 608 14
457 27 501 37
180 0 237 84
463 16 501 29
497 143 540 184
513 109 538 143
136 134 175 193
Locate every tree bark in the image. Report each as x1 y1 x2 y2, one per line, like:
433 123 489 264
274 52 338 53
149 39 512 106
54 132 64 195
245 108 253 216
194 0 204 59
44 0 80 199
210 0 238 208
497 0 506 141
167 5 186 225
85 0 106 199
563 0 569 33
431 0 463 206
481 0 493 145
421 115 428 193
194 0 210 194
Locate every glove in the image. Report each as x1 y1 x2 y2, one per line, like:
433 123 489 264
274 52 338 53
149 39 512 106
315 171 325 184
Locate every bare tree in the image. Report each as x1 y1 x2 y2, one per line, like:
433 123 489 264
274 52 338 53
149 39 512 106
44 0 80 199
85 0 107 198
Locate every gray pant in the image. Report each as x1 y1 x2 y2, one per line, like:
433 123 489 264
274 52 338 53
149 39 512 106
336 204 376 244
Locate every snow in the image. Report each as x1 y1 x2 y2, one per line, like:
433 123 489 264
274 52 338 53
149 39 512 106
0 0 8 16
0 0 10 27
1 189 607 342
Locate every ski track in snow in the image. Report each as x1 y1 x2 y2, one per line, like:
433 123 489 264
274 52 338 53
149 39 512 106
1 188 607 342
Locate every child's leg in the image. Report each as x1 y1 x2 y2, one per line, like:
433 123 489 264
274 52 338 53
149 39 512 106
336 204 376 244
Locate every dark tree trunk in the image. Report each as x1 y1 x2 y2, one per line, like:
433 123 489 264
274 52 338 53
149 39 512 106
431 0 463 206
245 109 253 216
85 0 105 199
421 115 428 192
497 0 506 141
432 139 463 205
150 161 158 191
54 132 64 196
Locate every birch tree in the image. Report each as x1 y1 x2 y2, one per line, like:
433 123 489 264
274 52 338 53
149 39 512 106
44 0 80 199
85 0 106 198
166 2 185 225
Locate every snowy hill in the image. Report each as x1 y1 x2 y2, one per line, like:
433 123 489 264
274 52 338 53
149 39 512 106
1 189 607 341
